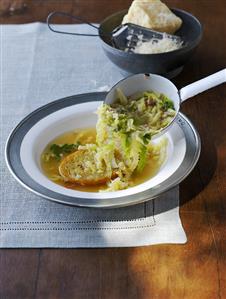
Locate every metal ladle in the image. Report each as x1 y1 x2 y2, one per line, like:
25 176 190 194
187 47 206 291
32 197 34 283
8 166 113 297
105 69 226 137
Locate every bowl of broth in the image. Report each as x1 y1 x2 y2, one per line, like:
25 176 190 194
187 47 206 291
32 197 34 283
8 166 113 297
5 92 201 208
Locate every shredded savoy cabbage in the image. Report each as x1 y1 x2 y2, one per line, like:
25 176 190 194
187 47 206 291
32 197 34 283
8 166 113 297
80 90 175 191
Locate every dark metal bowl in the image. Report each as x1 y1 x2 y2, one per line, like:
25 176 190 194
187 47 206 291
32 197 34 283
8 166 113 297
99 9 203 78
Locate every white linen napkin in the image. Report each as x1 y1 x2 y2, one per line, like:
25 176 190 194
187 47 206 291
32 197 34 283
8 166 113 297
0 23 186 247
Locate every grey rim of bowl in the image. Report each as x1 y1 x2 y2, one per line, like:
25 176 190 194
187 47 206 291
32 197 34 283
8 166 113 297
5 92 201 208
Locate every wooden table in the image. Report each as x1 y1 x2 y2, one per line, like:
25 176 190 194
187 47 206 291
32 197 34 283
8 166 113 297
1 1 226 298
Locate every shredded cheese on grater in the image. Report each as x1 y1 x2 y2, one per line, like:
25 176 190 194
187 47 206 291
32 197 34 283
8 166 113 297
130 33 183 54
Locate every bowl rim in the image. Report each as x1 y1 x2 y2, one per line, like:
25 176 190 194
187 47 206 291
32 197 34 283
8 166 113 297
99 8 203 56
5 92 201 208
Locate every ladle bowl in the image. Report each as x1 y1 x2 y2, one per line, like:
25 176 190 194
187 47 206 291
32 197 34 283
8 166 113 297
105 69 226 138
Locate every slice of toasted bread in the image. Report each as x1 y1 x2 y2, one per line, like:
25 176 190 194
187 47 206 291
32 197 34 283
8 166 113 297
59 149 111 186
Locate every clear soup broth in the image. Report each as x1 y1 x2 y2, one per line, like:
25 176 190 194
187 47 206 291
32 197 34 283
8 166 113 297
41 128 165 192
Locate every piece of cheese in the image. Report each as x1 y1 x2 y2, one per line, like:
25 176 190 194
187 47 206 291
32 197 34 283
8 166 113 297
122 0 182 34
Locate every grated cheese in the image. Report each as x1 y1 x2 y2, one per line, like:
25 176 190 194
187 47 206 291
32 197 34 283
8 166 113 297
129 33 183 54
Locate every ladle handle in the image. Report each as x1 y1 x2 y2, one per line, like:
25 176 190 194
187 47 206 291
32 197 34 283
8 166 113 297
47 11 99 36
179 69 226 102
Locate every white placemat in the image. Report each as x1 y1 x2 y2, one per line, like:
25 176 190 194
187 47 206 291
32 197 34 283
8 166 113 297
0 23 187 247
